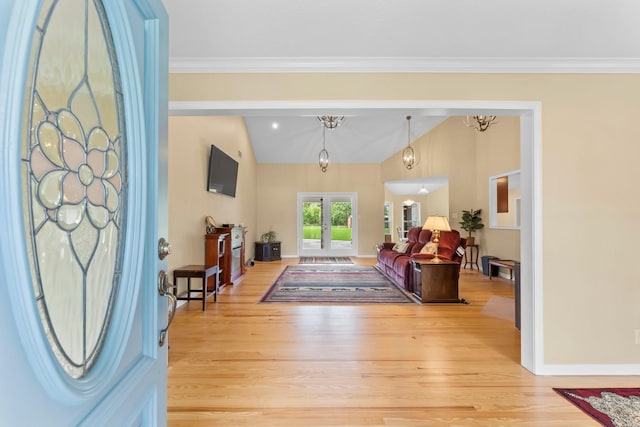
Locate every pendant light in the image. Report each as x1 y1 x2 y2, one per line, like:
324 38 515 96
402 115 415 170
318 126 329 173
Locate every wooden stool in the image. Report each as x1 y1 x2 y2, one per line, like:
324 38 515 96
172 264 219 310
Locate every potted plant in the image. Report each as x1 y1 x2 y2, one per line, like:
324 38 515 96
261 229 277 243
459 208 484 245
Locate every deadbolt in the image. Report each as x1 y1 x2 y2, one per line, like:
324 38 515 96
158 237 171 260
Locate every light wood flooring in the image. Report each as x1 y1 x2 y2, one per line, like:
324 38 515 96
167 258 635 426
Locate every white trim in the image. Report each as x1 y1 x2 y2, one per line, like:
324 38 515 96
167 99 640 377
169 100 540 117
172 100 543 374
169 56 640 74
540 364 640 376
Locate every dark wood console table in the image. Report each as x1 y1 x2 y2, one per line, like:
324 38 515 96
412 260 463 303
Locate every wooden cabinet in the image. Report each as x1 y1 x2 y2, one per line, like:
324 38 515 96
412 260 461 303
255 241 281 261
205 226 247 290
205 232 231 290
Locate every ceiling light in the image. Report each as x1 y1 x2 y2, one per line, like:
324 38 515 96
271 122 279 129
402 115 415 170
418 185 429 194
318 116 345 129
318 126 329 173
464 115 497 132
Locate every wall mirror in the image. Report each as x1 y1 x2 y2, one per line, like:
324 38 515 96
489 170 521 229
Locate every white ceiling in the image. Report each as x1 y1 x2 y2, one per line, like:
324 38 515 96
163 0 640 193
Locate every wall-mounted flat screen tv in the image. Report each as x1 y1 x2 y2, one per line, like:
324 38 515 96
207 144 238 197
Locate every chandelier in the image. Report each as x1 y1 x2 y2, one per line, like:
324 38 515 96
464 115 497 132
317 115 345 129
402 115 415 170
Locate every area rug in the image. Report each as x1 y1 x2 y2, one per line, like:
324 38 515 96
260 265 416 304
553 388 640 426
298 256 353 264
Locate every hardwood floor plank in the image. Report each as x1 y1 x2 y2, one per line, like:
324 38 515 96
167 258 633 426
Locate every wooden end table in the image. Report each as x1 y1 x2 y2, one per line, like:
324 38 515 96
412 259 465 303
463 244 480 270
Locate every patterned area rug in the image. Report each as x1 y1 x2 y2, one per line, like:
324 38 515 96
299 256 353 264
260 265 416 304
554 388 640 426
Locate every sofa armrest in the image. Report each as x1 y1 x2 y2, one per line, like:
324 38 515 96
380 242 395 250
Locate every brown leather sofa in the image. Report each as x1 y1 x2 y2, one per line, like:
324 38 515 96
376 226 466 293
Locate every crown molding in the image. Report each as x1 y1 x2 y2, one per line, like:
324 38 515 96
169 56 640 74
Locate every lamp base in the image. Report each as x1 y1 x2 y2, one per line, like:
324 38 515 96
430 256 444 263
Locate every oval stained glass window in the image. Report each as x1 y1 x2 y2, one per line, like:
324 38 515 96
22 0 126 379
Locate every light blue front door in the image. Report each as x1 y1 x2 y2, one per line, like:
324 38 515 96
0 1 169 425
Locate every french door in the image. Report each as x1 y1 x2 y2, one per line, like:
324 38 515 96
0 1 169 426
298 192 357 257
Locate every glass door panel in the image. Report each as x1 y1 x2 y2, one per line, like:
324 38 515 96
298 193 357 257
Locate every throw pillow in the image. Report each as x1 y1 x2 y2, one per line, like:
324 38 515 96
420 242 437 255
392 242 409 253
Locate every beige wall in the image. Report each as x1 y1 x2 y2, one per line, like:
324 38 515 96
256 163 383 257
169 72 640 366
474 117 521 260
168 116 257 294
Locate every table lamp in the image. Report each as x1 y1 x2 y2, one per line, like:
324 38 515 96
422 216 452 263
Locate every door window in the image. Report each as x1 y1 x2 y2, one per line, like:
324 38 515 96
22 0 126 379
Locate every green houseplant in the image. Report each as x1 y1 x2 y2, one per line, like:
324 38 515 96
459 208 484 245
261 229 277 243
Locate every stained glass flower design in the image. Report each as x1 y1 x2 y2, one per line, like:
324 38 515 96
29 108 122 231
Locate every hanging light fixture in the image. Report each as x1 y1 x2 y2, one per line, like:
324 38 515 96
418 185 429 194
402 115 415 170
464 115 497 132
317 115 345 129
318 126 329 172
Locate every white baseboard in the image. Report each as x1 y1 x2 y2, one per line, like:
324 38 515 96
540 364 640 376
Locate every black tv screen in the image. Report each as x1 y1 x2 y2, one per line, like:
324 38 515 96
207 145 238 197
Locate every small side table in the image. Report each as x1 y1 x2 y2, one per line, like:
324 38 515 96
173 264 219 311
412 259 464 303
464 244 480 270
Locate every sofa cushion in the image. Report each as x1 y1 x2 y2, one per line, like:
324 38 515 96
420 241 437 255
392 242 409 253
